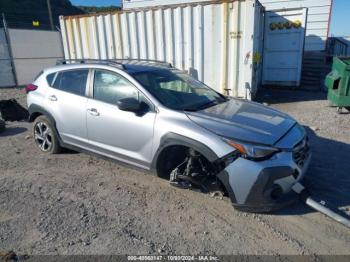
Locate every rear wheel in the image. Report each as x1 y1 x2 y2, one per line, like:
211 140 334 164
33 115 61 154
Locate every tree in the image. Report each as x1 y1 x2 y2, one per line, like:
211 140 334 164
0 0 84 30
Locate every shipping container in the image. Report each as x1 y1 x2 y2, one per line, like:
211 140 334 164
59 0 264 99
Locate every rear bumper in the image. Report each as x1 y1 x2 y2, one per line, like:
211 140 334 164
217 150 311 213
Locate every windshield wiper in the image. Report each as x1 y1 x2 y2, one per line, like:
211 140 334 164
197 100 218 110
183 100 219 112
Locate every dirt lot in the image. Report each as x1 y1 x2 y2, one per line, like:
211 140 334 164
0 87 349 256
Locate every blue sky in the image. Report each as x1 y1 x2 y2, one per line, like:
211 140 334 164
330 0 350 36
71 0 350 36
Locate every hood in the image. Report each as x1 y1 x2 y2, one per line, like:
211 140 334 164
185 98 296 146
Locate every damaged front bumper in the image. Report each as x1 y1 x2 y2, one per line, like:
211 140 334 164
217 143 311 213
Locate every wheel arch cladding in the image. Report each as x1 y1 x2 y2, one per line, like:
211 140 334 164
28 104 51 122
151 132 219 172
152 132 238 203
28 104 63 144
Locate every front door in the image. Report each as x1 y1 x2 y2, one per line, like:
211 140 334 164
262 8 307 86
86 69 156 169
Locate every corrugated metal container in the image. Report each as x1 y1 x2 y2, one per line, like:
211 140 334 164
123 0 333 51
60 0 264 99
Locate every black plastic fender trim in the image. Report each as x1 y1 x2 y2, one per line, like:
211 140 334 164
151 132 220 173
28 104 64 146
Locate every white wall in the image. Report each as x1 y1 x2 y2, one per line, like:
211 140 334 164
123 0 333 51
8 29 64 85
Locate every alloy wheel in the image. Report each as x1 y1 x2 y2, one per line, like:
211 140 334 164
34 122 53 152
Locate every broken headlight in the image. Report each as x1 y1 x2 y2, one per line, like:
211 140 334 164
223 138 280 160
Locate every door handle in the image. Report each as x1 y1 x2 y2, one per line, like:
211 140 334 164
87 108 100 116
48 95 57 101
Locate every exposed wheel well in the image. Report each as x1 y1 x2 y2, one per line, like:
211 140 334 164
156 145 189 179
156 145 228 195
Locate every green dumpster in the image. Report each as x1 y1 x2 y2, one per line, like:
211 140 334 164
325 57 350 110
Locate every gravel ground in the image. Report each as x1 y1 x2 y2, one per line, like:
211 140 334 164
0 87 349 256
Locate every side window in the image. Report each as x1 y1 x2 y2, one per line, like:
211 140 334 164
52 69 89 96
93 70 138 104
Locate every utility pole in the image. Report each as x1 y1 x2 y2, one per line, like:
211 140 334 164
47 0 54 31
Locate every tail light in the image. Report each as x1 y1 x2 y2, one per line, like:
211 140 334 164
25 84 38 93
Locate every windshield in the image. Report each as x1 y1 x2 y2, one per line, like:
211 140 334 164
131 69 227 111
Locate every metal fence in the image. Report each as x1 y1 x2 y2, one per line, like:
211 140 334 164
0 14 64 87
326 37 349 57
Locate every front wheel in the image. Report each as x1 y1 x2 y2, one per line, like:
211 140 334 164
33 115 61 154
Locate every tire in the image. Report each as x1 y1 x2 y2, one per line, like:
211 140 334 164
0 119 5 133
33 115 61 154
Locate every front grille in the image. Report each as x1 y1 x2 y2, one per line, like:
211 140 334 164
293 137 310 168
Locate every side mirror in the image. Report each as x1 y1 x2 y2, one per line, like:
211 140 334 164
116 97 141 112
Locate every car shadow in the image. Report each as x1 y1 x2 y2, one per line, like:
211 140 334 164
61 148 80 154
255 88 327 104
0 127 27 137
272 126 350 217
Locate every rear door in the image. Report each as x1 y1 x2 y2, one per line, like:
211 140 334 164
262 8 307 86
47 69 90 147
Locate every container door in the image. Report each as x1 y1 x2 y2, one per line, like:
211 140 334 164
0 28 15 87
262 8 307 87
251 2 265 97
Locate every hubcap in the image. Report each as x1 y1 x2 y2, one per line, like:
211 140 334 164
34 122 53 152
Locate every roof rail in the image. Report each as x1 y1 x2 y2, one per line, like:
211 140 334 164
113 59 172 68
56 58 173 69
56 59 125 69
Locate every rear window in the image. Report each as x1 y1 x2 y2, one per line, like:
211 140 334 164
46 73 56 86
52 69 89 96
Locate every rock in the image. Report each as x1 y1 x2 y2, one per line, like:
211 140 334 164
263 102 270 106
310 126 320 132
210 191 223 199
210 192 218 198
25 135 32 140
0 251 17 261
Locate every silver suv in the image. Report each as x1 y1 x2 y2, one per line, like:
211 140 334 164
26 59 311 212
